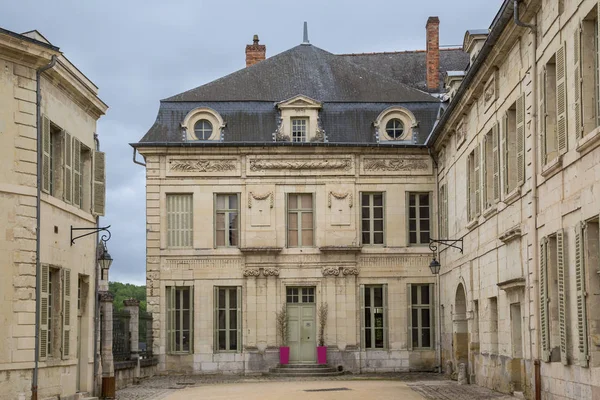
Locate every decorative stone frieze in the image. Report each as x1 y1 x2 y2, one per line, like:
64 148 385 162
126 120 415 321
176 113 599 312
328 191 353 208
363 158 429 172
164 258 241 270
322 267 340 276
342 267 359 276
243 269 261 277
249 158 352 171
262 268 280 277
169 159 237 172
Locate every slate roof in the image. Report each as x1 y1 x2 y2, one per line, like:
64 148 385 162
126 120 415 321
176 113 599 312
164 44 437 103
339 48 470 93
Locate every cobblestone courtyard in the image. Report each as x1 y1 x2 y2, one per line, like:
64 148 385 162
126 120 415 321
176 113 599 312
116 373 517 400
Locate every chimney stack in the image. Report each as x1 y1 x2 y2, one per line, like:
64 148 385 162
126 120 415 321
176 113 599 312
245 34 266 67
426 17 440 91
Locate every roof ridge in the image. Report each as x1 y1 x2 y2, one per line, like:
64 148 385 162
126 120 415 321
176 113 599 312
338 47 464 57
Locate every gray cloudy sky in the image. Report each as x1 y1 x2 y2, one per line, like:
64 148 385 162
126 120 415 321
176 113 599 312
3 0 502 285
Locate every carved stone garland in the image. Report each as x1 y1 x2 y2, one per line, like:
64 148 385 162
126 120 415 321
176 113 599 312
243 269 261 277
322 267 340 277
243 268 280 277
249 158 352 171
170 159 236 172
363 158 428 171
328 191 353 208
248 191 274 208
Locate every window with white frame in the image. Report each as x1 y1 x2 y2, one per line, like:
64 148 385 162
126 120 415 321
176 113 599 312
287 193 314 247
541 46 567 165
361 285 387 349
215 194 239 247
194 119 213 140
215 287 241 352
483 125 499 209
166 286 193 353
39 265 71 360
166 194 193 248
467 147 481 221
291 118 308 142
361 193 384 245
409 284 434 349
408 192 431 245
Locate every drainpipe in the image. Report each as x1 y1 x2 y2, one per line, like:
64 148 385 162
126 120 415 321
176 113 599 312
132 147 146 167
32 55 57 400
513 1 539 398
93 133 101 397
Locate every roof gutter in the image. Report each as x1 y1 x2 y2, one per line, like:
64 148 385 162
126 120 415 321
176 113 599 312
130 141 427 149
424 0 514 147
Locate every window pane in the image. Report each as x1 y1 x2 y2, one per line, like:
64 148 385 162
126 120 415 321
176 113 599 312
229 310 237 329
421 286 430 305
218 289 226 309
175 309 181 331
373 220 383 231
230 228 238 246
216 230 225 246
422 328 431 348
409 207 416 219
374 233 383 244
219 331 226 350
182 288 190 309
373 195 383 207
420 219 430 231
182 330 190 351
412 309 418 327
183 311 190 331
362 194 370 206
230 330 237 350
362 232 370 244
301 194 313 209
288 230 298 247
229 288 237 307
420 232 429 244
365 287 371 307
422 309 430 328
420 206 430 219
419 194 429 206
301 212 313 228
288 195 298 209
365 308 371 328
228 195 237 209
410 232 417 243
373 207 383 218
218 310 226 329
373 287 383 307
302 229 313 246
409 220 416 231
411 286 418 305
216 195 226 209
362 219 370 232
375 328 384 348
366 329 372 348
362 207 370 218
216 213 225 229
409 194 416 206
288 213 298 229
412 328 419 347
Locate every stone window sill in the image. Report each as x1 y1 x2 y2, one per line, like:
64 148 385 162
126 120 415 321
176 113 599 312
503 187 522 205
482 204 498 219
576 127 600 156
466 218 479 231
541 156 563 179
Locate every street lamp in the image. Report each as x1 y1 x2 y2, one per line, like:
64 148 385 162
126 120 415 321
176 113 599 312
429 257 441 275
98 241 113 279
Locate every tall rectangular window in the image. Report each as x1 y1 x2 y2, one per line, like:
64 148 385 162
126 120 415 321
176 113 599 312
467 146 481 221
439 184 448 238
166 194 193 248
49 124 63 197
543 57 558 163
215 194 239 247
483 125 499 208
576 8 600 138
166 286 193 353
361 192 384 245
408 193 431 245
489 296 498 355
287 193 314 247
410 284 433 349
215 287 241 352
541 46 567 164
361 285 387 349
291 118 307 142
504 103 518 193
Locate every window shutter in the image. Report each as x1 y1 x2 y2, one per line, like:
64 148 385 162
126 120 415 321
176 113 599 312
492 124 500 201
42 116 51 194
516 95 526 186
383 284 388 349
213 286 219 352
72 138 81 208
474 144 481 216
482 137 488 208
557 230 568 365
62 268 71 359
39 264 49 360
467 157 472 220
407 284 413 351
556 45 568 154
574 24 583 140
502 114 508 194
430 283 435 350
575 223 589 367
92 151 106 216
63 132 72 204
359 285 365 349
189 286 194 353
237 286 242 353
540 69 547 164
540 238 551 362
166 287 173 353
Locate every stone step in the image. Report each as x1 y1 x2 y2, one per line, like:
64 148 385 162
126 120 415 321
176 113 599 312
270 367 338 374
269 363 344 377
276 363 332 369
269 370 344 377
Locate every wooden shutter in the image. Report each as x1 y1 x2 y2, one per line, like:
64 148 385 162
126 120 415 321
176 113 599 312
39 264 50 360
502 114 508 194
430 283 435 350
540 69 547 164
63 132 72 204
41 116 51 194
516 95 526 186
557 230 568 365
213 286 218 352
72 138 81 208
575 223 589 367
92 151 106 216
383 284 388 349
165 287 172 353
574 24 583 140
474 144 481 216
188 286 194 353
407 284 413 351
359 285 365 349
467 157 472 220
540 238 551 362
236 286 242 353
556 45 568 154
492 124 500 201
167 194 193 247
62 268 71 359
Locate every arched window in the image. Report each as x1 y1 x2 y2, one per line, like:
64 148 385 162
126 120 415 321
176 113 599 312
385 119 404 139
194 119 213 140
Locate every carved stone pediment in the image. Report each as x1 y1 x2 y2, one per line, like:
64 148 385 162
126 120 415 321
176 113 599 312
277 94 322 109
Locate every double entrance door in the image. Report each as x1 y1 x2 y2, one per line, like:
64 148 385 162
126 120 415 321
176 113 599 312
287 287 316 363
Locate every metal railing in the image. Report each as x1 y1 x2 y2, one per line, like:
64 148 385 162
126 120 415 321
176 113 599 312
112 310 131 361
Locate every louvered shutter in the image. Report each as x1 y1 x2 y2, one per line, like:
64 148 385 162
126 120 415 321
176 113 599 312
92 151 106 216
540 69 547 164
575 223 589 367
574 24 583 140
39 264 49 360
467 157 472 220
557 230 568 365
430 283 435 350
407 284 413 351
62 268 71 359
492 124 500 201
213 286 219 352
482 137 487 207
359 285 365 349
502 114 509 194
72 138 81 208
236 286 242 353
540 238 551 362
166 287 173 353
556 45 568 154
383 284 388 349
41 116 51 194
516 95 525 186
63 132 72 204
474 144 481 216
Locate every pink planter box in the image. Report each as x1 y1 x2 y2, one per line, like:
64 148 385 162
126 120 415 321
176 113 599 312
317 346 327 364
279 347 290 365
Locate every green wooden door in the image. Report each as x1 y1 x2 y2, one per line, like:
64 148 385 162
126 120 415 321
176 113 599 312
287 287 316 363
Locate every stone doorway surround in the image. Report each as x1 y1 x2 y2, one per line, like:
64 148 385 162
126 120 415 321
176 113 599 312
453 283 469 376
286 287 317 363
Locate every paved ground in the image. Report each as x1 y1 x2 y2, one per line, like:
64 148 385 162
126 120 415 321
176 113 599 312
116 373 516 400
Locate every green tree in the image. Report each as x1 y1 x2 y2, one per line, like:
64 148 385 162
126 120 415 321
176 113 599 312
108 281 147 313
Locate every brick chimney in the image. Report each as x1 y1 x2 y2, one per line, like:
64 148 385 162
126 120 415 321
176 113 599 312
245 34 266 67
426 17 440 91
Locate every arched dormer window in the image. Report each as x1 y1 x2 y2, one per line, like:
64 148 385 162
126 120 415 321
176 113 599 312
182 107 224 141
374 107 417 142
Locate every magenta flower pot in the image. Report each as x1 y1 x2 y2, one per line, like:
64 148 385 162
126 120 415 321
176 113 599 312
317 346 327 364
279 346 290 365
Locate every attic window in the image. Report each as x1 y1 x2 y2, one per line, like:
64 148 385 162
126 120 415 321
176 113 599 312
375 107 416 142
385 119 404 139
182 107 224 141
292 118 308 142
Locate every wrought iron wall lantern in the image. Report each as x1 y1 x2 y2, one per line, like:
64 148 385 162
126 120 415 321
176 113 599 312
71 225 113 276
428 238 463 275
71 225 111 246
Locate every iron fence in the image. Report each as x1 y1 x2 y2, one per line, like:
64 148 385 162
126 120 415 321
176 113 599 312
113 310 131 361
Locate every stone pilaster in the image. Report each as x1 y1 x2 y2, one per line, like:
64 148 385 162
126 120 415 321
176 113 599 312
123 298 140 358
99 291 115 398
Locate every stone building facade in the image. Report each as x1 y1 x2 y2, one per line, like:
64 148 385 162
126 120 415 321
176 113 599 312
0 29 107 399
428 0 600 398
134 22 469 375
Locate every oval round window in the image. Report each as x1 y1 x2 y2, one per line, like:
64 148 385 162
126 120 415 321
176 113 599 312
385 118 404 139
194 119 213 140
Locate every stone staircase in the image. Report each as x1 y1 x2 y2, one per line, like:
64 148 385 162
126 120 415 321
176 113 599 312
269 363 344 377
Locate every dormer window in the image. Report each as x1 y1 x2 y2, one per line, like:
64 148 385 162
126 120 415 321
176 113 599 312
182 107 225 141
385 119 404 139
375 107 417 142
291 118 308 142
194 120 213 140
